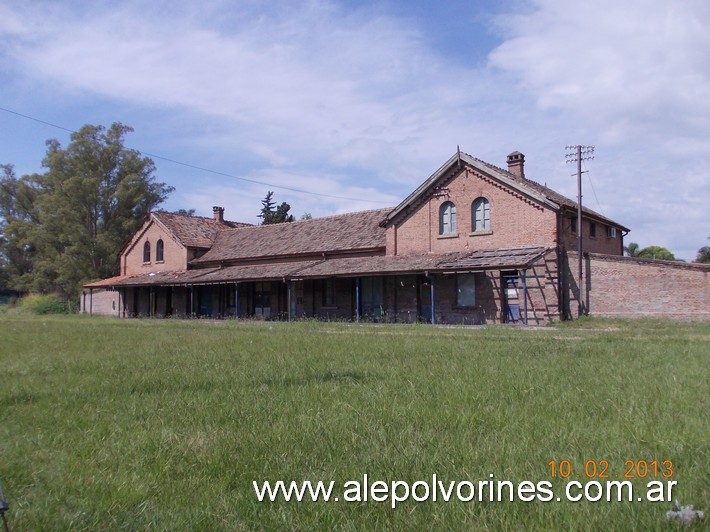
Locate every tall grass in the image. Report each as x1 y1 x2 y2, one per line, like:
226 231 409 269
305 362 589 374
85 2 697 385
0 315 707 529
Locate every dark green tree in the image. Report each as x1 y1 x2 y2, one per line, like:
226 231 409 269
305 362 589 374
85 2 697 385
0 123 173 299
624 242 641 257
696 246 710 263
258 191 294 224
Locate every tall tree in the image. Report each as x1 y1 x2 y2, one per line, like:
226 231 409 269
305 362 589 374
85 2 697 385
695 246 710 263
258 191 294 224
0 123 173 299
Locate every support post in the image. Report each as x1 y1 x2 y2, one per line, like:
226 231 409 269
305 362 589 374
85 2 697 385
234 283 239 320
521 269 528 326
149 286 154 319
424 272 435 324
355 278 361 323
89 288 93 316
190 285 194 317
287 281 292 322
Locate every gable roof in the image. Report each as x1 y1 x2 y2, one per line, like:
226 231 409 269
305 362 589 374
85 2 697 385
382 151 629 231
191 208 392 265
152 211 251 249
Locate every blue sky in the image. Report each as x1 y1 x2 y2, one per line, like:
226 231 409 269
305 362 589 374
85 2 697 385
1 0 708 260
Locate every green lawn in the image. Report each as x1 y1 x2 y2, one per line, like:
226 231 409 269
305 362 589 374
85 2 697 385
1 315 708 530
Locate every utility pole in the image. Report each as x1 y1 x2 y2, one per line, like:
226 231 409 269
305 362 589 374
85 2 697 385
565 145 594 318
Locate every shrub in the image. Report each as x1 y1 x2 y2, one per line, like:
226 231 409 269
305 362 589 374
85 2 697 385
19 294 75 315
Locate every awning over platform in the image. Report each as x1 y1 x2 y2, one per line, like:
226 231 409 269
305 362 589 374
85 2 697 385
85 247 553 288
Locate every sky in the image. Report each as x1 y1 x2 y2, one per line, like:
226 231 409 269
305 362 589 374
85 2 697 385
0 0 708 261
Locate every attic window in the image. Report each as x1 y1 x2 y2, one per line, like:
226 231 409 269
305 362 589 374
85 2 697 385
156 239 164 262
439 202 457 235
143 241 151 263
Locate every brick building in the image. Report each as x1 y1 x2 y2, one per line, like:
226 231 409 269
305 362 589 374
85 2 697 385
83 150 709 323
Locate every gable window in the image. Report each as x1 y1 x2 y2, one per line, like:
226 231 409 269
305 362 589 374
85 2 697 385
156 239 164 262
439 202 457 235
456 273 477 307
143 241 151 263
607 226 617 238
472 197 491 232
589 222 597 238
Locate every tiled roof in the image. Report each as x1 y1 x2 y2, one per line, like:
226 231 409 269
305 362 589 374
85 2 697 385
90 247 553 287
470 156 626 229
384 152 629 231
191 208 391 264
153 212 251 249
437 247 551 271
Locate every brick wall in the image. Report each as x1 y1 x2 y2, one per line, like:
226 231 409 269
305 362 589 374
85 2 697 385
559 215 624 255
565 252 710 320
123 220 188 275
391 167 558 256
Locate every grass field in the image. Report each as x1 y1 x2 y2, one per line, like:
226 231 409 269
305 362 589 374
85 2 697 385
0 314 707 530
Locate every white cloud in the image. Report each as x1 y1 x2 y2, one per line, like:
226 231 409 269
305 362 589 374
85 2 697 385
1 0 708 260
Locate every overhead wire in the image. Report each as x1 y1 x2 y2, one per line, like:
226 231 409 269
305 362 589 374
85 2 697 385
0 106 392 204
582 158 605 217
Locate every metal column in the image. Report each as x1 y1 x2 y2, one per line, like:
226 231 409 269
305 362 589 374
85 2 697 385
521 269 528 326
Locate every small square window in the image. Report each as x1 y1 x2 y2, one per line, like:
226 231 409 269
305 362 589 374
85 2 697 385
607 226 617 238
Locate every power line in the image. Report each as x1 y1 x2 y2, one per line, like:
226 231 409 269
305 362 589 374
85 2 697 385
0 106 392 204
582 159 605 217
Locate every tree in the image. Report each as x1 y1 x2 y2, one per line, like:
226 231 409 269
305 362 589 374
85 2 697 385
624 242 676 261
258 191 294 224
624 242 641 257
300 212 313 220
0 123 173 299
637 246 676 261
696 246 710 263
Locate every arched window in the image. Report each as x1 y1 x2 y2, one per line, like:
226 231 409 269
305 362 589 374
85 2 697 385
143 241 151 263
439 202 456 235
156 239 164 262
472 197 491 232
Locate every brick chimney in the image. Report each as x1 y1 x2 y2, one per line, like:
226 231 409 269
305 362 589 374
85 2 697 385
506 151 525 180
212 206 225 222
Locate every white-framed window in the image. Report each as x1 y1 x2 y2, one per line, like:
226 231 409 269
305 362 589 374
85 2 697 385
439 202 457 235
156 239 164 262
607 226 617 238
472 197 491 232
456 273 477 307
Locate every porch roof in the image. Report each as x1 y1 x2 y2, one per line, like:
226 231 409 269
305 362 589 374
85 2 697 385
87 247 552 288
436 246 551 272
